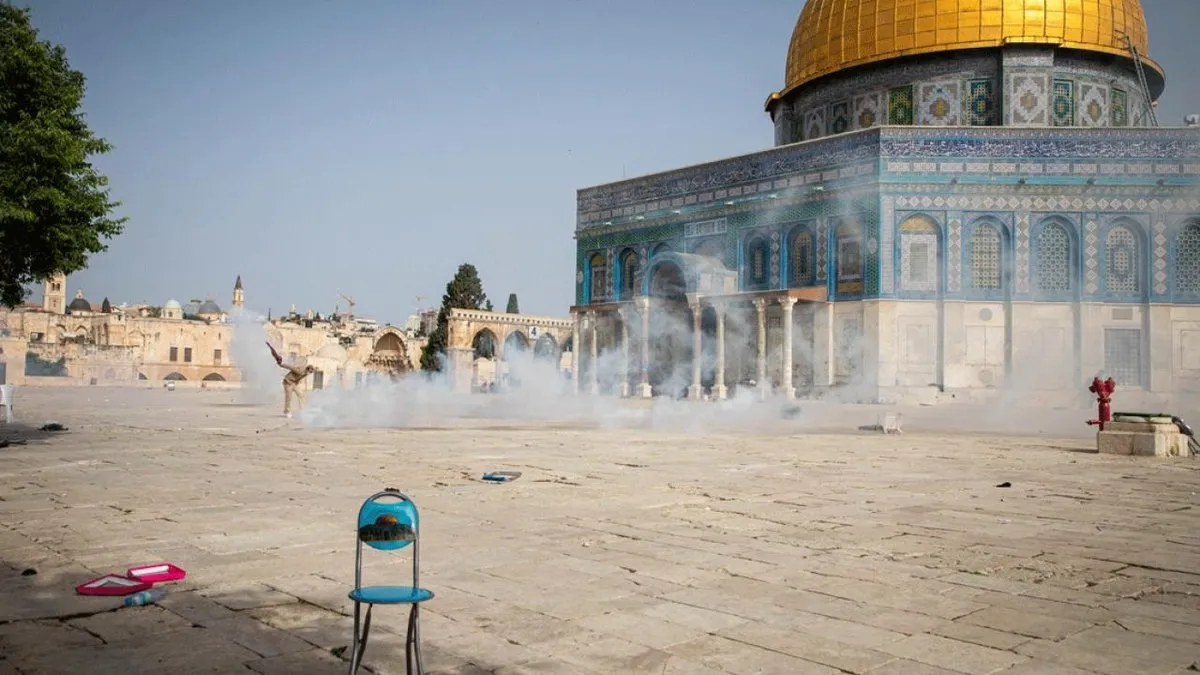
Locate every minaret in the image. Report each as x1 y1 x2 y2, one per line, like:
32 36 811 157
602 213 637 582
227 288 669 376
42 273 66 314
232 275 244 309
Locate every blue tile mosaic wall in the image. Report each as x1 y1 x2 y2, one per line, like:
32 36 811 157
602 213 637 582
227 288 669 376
576 128 1200 307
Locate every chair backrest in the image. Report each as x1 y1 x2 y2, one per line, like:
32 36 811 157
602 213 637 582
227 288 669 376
354 488 420 589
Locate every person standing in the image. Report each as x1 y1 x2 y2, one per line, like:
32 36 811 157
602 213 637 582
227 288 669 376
279 361 314 417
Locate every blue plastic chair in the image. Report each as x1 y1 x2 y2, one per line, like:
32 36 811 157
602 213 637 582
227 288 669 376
348 488 434 675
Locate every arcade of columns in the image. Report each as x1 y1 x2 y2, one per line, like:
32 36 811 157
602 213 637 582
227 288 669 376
570 293 814 400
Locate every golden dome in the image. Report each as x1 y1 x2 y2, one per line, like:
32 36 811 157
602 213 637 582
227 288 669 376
778 0 1162 97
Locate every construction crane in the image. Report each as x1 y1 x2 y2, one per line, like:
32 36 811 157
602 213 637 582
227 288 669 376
1120 31 1158 127
338 292 355 319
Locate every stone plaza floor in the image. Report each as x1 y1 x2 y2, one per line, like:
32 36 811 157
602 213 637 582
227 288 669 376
0 386 1198 674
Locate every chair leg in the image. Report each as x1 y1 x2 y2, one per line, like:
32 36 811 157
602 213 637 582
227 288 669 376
404 604 425 675
348 603 374 674
348 602 361 675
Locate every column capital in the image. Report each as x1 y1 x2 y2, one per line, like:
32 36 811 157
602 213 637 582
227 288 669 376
779 296 798 309
634 296 650 310
752 297 768 312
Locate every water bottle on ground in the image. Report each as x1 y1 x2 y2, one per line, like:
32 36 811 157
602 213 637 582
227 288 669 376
123 589 166 607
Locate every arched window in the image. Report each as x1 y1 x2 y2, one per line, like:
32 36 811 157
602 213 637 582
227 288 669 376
1176 223 1200 295
745 237 769 290
618 249 639 300
651 243 671 258
899 216 939 292
1106 226 1139 293
789 227 814 287
836 222 863 282
969 224 1002 290
1036 222 1072 293
588 253 608 303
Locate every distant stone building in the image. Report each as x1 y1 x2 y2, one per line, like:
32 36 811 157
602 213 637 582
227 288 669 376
0 275 424 390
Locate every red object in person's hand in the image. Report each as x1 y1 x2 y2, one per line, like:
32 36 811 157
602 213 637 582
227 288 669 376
266 341 283 364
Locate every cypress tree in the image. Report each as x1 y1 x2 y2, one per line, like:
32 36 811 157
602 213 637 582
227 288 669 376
420 264 491 372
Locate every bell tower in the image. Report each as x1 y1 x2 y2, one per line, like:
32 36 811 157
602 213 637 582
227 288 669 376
42 273 66 315
232 275 245 309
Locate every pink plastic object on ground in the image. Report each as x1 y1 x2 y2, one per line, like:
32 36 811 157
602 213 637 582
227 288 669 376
76 574 153 596
126 563 187 584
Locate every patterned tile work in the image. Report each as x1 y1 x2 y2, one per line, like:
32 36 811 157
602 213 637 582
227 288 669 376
917 81 961 126
880 196 895 293
888 86 914 125
816 219 828 282
1178 224 1200 295
947 218 962 292
1036 222 1072 292
1015 213 1030 293
1008 73 1049 126
892 195 1200 215
829 100 851 135
854 92 882 130
1153 219 1168 295
1052 80 1075 127
865 233 879 294
577 127 1200 222
1079 83 1109 128
770 231 781 288
1111 89 1128 127
1084 218 1100 295
1106 226 1140 293
805 108 827 141
967 79 995 126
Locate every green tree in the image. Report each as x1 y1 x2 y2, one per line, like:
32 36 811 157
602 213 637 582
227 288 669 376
100 296 110 313
505 293 519 314
420 263 491 372
0 4 125 308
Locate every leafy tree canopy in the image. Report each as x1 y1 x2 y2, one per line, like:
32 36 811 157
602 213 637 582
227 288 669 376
0 4 125 307
505 293 519 314
420 263 492 372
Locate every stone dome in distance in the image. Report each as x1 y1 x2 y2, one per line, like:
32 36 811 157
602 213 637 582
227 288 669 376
772 0 1162 101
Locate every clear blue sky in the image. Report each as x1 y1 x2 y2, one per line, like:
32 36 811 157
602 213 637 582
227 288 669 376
19 0 1200 321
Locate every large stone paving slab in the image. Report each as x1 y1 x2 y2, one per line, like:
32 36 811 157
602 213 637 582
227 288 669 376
0 387 1197 674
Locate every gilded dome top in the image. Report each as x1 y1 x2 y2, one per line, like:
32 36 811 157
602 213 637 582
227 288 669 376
777 0 1161 98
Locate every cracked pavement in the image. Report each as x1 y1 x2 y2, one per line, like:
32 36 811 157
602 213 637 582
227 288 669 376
1 387 1199 674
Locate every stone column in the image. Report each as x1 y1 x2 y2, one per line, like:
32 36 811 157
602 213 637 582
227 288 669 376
781 297 797 400
635 296 652 397
754 298 768 399
588 312 600 395
687 299 703 400
618 308 631 398
571 311 582 394
712 301 727 400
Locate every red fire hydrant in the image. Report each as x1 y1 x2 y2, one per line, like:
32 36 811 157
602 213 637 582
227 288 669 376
1086 376 1117 431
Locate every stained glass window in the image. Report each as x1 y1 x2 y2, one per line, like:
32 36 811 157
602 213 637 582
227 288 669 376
970 225 1002 290
589 253 608 302
837 238 862 281
619 249 639 300
910 243 930 283
748 239 768 288
1036 223 1071 292
1106 227 1139 293
1177 224 1200 295
790 230 814 286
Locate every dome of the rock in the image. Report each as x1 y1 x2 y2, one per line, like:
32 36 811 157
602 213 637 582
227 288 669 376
776 0 1161 99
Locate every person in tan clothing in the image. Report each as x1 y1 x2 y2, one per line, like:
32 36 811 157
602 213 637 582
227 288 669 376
280 362 314 418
